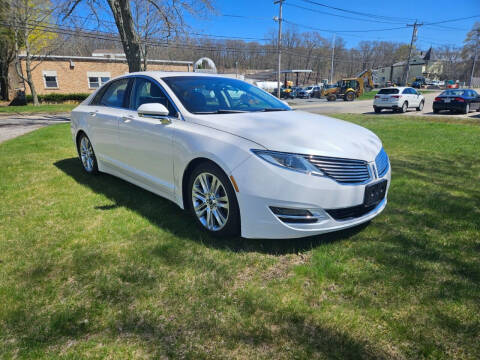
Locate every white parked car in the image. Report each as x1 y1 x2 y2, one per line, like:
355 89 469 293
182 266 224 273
71 72 390 239
373 87 425 113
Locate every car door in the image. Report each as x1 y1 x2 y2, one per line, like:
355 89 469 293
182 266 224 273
88 78 131 163
469 90 480 110
410 88 421 107
116 76 177 196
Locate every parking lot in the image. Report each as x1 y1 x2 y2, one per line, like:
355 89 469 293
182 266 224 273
289 91 480 118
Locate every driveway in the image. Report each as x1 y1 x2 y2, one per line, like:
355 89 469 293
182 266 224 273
290 92 480 119
0 113 70 144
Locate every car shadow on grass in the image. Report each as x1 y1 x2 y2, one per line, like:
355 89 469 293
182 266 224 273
54 157 368 255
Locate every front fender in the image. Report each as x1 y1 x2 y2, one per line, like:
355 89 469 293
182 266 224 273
171 120 262 208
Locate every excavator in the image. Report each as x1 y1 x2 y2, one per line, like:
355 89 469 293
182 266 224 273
321 69 375 102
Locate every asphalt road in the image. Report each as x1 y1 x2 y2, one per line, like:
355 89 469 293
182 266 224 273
0 113 70 144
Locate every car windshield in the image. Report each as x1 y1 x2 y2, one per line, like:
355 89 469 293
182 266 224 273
440 90 465 96
306 87 313 90
378 88 399 94
162 76 291 114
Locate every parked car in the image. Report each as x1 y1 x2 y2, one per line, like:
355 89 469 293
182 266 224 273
433 89 480 114
297 85 321 98
373 87 425 113
446 80 459 89
71 72 390 239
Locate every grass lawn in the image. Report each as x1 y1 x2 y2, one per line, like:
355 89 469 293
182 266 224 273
0 104 76 114
0 115 479 359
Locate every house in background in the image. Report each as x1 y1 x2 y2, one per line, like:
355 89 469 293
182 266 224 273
11 49 193 96
375 47 444 86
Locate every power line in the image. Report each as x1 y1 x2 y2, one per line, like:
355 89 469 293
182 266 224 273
298 0 416 23
286 2 405 25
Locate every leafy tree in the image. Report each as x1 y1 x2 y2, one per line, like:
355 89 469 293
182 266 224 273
0 0 16 100
10 0 58 105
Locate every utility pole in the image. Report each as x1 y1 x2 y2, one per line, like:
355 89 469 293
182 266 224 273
469 28 479 87
274 0 283 98
404 21 422 86
330 33 335 84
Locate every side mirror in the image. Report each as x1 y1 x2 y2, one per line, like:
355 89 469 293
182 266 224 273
137 103 169 118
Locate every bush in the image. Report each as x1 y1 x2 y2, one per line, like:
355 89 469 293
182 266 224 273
25 93 90 103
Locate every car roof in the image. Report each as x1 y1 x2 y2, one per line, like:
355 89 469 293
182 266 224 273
380 87 408 90
126 71 228 80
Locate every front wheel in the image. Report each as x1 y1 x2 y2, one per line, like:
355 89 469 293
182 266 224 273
77 133 99 174
344 92 355 101
188 163 240 237
416 101 424 111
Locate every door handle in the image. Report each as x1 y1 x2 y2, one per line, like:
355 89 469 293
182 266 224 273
89 112 97 117
122 116 133 123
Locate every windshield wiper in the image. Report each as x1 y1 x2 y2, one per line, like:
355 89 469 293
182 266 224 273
193 109 249 114
256 108 290 112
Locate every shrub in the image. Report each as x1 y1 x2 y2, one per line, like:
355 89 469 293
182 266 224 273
26 93 90 103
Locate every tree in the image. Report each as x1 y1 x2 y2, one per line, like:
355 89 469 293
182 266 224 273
462 22 480 84
10 0 58 105
0 0 16 100
61 0 214 73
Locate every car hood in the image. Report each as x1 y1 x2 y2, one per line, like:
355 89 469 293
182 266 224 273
189 110 382 161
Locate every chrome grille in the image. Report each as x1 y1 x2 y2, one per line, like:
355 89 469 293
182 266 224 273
304 155 371 184
375 148 389 177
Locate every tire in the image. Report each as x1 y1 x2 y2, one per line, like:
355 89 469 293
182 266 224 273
463 103 470 114
374 107 381 114
187 162 240 237
400 102 408 113
416 101 424 111
433 108 439 114
77 133 99 174
327 95 336 102
344 92 355 102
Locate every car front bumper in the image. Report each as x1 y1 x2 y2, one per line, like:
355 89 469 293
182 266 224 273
231 155 391 239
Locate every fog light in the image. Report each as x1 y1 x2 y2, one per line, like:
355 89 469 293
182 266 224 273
270 207 318 224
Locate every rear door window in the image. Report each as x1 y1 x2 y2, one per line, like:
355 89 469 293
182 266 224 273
378 88 399 95
99 78 130 108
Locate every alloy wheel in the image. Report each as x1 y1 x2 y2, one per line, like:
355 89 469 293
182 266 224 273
80 136 95 172
191 172 230 231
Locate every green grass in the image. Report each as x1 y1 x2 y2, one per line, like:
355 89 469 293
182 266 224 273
0 115 479 359
357 90 379 100
0 104 76 114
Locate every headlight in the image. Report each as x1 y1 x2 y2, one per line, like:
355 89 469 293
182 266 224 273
251 149 324 175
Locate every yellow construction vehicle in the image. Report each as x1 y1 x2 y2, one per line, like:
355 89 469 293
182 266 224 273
321 69 374 102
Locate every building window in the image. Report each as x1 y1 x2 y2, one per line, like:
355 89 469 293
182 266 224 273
43 71 58 89
87 72 111 89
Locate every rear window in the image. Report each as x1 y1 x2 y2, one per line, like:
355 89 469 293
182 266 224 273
378 88 399 94
440 90 465 96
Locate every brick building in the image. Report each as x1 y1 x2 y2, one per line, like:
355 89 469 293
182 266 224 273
12 51 193 96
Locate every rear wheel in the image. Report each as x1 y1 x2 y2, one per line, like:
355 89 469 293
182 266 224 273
400 102 408 113
433 108 439 114
416 101 424 111
344 91 355 101
463 103 470 114
188 162 240 237
327 95 336 102
374 107 381 114
77 133 98 174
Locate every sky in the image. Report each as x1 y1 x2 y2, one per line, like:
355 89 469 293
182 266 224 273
181 0 480 49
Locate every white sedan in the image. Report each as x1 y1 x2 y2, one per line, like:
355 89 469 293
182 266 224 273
71 72 390 239
373 87 425 113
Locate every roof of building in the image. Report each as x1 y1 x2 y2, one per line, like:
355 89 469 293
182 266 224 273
18 54 193 65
